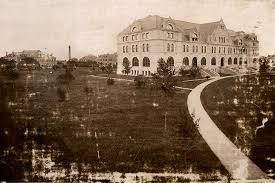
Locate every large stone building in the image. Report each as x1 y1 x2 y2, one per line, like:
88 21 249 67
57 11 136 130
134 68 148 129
96 53 117 67
117 15 259 76
5 50 56 68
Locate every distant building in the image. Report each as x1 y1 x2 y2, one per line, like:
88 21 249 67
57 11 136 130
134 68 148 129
4 50 56 68
96 53 117 66
117 15 259 76
267 55 275 68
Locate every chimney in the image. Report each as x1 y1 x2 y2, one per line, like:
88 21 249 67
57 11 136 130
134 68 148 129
68 45 71 61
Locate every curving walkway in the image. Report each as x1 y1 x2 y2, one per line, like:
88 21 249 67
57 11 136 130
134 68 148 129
187 75 270 181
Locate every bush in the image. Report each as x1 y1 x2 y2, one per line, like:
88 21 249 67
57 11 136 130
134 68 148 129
134 75 147 88
7 70 20 80
107 78 114 85
190 67 201 78
56 69 75 84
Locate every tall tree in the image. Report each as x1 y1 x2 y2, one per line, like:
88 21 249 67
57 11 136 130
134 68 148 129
122 59 131 75
151 58 176 96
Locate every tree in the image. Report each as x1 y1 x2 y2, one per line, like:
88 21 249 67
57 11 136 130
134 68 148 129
105 64 115 85
105 64 113 78
259 57 270 74
122 59 131 75
151 58 177 96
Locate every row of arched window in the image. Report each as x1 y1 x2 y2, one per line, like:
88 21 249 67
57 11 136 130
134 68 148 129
123 57 150 67
124 57 174 68
182 57 247 66
123 56 248 68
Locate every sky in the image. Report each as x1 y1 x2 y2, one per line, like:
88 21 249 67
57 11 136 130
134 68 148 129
0 0 274 60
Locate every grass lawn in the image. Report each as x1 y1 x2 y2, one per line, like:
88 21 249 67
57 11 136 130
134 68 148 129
0 67 226 181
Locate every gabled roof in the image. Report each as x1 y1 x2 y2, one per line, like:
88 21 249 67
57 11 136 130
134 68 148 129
197 21 221 42
118 15 224 43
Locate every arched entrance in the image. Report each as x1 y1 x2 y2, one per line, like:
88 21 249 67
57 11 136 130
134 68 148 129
211 57 216 65
228 57 232 65
220 57 224 67
201 57 206 65
192 57 198 67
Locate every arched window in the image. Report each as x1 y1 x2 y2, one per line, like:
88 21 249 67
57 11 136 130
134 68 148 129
166 24 173 30
132 27 137 32
167 43 170 52
132 57 139 66
136 45 138 52
183 57 189 66
201 57 206 65
192 33 198 41
234 58 238 64
171 44 174 52
211 57 216 65
132 45 135 52
123 57 129 66
167 57 174 66
228 57 232 65
143 44 145 52
125 46 128 53
239 57 243 65
143 57 150 67
146 44 149 52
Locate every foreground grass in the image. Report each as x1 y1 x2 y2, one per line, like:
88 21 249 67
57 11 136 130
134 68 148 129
0 67 226 181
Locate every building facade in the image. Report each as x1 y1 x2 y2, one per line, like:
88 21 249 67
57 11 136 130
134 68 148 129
96 53 117 67
5 50 56 68
117 15 259 76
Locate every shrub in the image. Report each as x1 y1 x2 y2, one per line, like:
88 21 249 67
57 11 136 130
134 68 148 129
107 78 114 85
178 66 190 77
134 75 147 88
56 69 75 84
57 86 67 102
190 67 201 78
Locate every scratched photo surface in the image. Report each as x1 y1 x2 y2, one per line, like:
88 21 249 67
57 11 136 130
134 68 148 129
0 0 274 182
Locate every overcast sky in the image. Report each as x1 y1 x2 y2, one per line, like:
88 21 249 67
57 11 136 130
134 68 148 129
0 0 274 59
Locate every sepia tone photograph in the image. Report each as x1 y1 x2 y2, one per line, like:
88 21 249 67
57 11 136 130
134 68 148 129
0 0 274 182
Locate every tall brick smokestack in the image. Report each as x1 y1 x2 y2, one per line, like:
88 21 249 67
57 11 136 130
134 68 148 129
68 45 71 61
